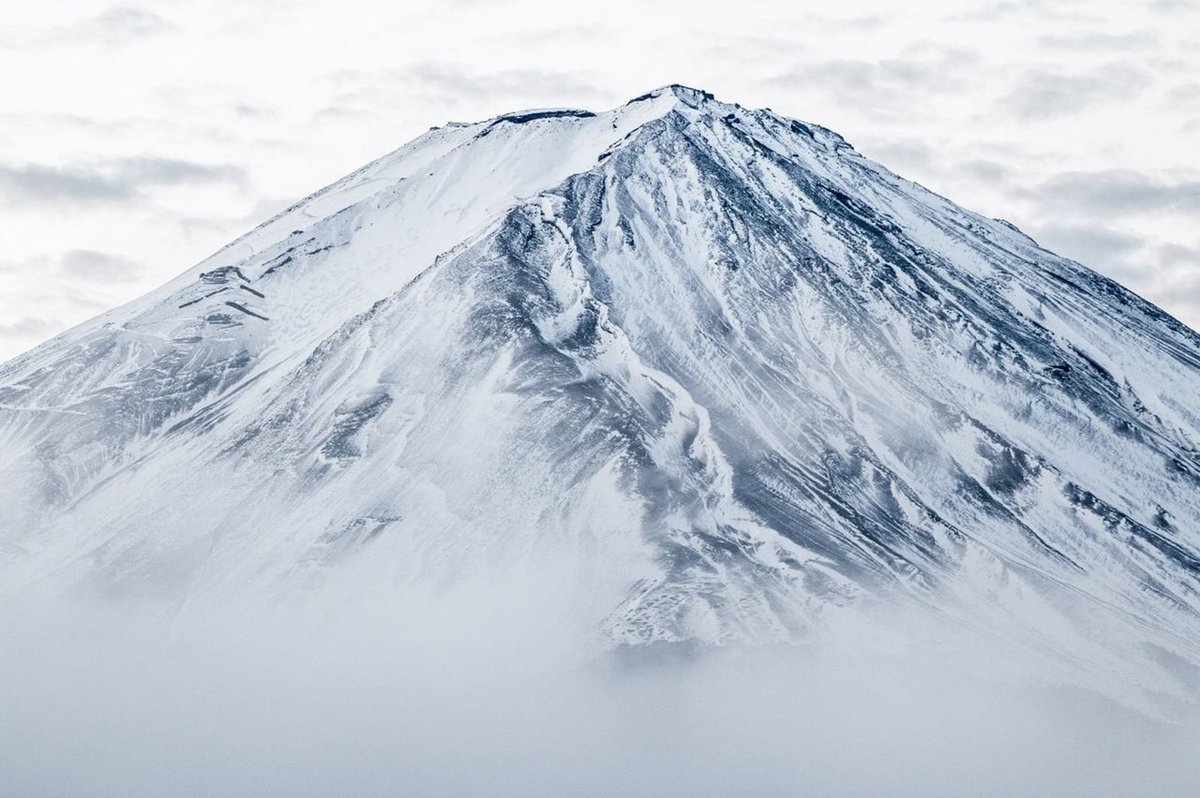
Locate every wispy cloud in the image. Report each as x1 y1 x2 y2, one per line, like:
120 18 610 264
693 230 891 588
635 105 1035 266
945 1 1027 22
0 317 60 340
55 6 176 46
1035 169 1200 214
1159 241 1200 265
0 164 133 205
764 49 979 112
1167 82 1200 103
1033 223 1147 268
0 157 245 208
1037 30 1160 52
1148 0 1198 12
857 138 938 173
113 157 244 186
961 158 1018 183
2 6 177 49
316 63 610 122
947 0 1104 23
401 63 609 103
1005 65 1151 118
59 249 143 283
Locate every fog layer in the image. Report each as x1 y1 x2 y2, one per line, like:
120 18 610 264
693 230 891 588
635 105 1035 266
3 569 1197 797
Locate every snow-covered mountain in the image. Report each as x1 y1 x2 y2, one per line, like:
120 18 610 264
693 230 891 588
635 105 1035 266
3 85 1199 702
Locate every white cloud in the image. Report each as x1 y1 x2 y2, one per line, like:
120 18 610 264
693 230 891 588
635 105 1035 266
59 249 143 282
3 577 1199 797
0 157 244 208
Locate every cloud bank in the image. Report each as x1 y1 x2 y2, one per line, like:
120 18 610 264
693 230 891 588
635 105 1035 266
2 573 1199 797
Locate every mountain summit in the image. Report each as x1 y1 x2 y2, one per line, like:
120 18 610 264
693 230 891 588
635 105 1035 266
3 86 1199 701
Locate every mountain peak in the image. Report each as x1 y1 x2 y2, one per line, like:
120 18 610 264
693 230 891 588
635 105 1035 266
629 83 718 106
2 87 1199 708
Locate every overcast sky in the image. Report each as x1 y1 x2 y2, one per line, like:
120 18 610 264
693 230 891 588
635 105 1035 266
1 0 1198 361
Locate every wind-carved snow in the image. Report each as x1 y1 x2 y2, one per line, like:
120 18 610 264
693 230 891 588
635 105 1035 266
1 85 1198 707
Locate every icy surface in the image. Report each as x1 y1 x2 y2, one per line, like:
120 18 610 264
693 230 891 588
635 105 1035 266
2 85 1199 705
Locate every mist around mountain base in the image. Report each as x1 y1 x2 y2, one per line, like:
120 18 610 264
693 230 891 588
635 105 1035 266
3 567 1198 798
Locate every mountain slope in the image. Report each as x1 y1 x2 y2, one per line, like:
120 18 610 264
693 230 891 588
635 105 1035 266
2 86 1199 700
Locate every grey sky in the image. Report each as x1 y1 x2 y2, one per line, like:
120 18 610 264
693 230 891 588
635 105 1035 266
1 0 1198 360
